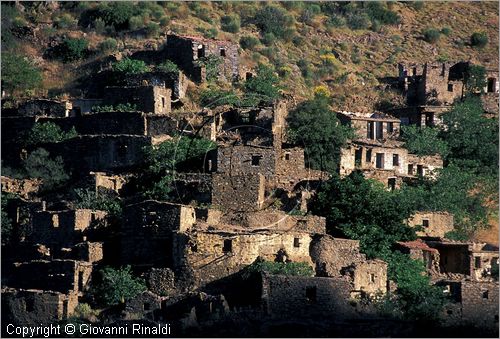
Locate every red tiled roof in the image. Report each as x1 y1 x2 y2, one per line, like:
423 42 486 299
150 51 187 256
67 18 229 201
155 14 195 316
396 239 438 252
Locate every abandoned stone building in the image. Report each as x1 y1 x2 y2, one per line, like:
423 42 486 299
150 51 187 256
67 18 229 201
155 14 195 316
337 111 401 140
407 211 454 238
16 99 73 118
164 34 239 83
103 85 172 115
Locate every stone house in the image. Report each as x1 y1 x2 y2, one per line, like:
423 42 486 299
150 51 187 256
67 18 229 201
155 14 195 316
1 176 42 199
17 99 73 118
407 211 454 238
394 239 440 273
103 85 171 115
337 111 401 141
123 70 189 102
165 34 239 83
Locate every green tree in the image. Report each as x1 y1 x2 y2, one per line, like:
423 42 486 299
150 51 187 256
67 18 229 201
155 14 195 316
26 122 77 146
463 64 487 94
97 1 137 30
423 28 441 43
157 60 179 73
244 64 282 105
1 53 42 94
93 266 146 305
286 93 353 172
400 125 449 157
221 14 240 33
254 5 295 40
312 171 417 258
56 38 89 62
24 148 69 190
112 57 149 75
74 188 122 217
440 96 498 175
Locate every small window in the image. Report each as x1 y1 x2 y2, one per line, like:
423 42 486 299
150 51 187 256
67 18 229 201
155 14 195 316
475 257 482 269
495 314 498 322
367 121 375 139
366 149 372 162
369 273 375 283
52 214 59 228
305 287 317 302
388 178 396 191
487 78 496 93
376 153 384 169
482 290 489 299
246 72 253 80
375 121 384 140
447 309 453 315
284 153 290 160
197 44 205 58
355 149 362 167
392 154 399 167
422 219 429 228
191 243 198 252
251 155 261 166
293 238 300 248
447 83 453 92
408 164 414 175
412 67 417 76
387 122 394 133
144 303 151 311
223 239 233 253
417 165 423 176
25 298 35 312
444 256 448 265
220 48 226 57
161 97 166 108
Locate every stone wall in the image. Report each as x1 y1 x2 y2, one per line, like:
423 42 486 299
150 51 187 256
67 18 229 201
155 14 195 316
408 211 454 238
18 99 72 118
212 173 265 212
1 176 42 199
261 274 356 319
337 112 401 140
103 86 171 114
91 172 131 195
217 145 276 179
1 288 78 326
461 280 499 329
470 243 499 281
30 209 107 250
349 259 388 296
238 210 326 234
121 200 196 266
147 267 176 296
422 63 464 106
123 71 189 100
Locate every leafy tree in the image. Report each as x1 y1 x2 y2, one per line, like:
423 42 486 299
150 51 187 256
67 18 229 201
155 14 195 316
145 22 160 38
243 258 314 278
470 32 488 48
286 93 353 172
254 5 295 40
423 28 440 43
364 2 400 25
199 87 240 108
26 122 77 146
96 2 137 30
244 64 282 105
1 53 42 94
55 38 89 62
195 55 222 82
24 148 69 190
74 188 122 217
92 266 146 305
312 171 417 258
400 125 449 157
383 251 446 322
440 96 498 175
221 14 240 33
157 60 179 73
98 38 118 54
463 64 487 94
112 58 149 75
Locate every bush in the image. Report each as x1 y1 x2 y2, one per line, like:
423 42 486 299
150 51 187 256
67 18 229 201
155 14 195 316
93 18 106 34
220 14 240 33
261 32 276 46
470 32 488 48
244 64 282 105
254 5 295 40
26 122 77 146
96 2 137 30
157 60 179 73
24 148 69 190
145 21 160 37
400 125 449 157
365 2 400 25
326 14 346 28
423 28 440 43
1 53 42 94
55 13 77 29
92 266 146 306
98 38 118 54
159 16 170 27
112 58 149 74
74 188 122 217
239 35 260 50
55 38 89 62
347 11 371 30
440 27 452 36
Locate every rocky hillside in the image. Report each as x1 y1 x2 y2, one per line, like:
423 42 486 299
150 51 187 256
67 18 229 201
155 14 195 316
2 1 498 112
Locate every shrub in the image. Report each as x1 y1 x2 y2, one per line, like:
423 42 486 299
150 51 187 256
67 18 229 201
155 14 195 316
254 5 295 40
55 13 76 29
1 53 42 94
112 58 149 74
98 38 118 54
239 35 260 50
157 60 179 73
159 16 170 27
74 188 122 217
440 27 452 36
365 2 400 25
26 122 77 146
423 28 440 43
326 14 346 28
92 266 146 306
128 16 144 30
195 55 222 82
261 32 276 46
55 38 89 62
220 14 240 33
470 32 488 48
346 11 371 30
24 148 69 190
93 18 106 34
145 21 160 37
244 64 282 105
96 2 137 30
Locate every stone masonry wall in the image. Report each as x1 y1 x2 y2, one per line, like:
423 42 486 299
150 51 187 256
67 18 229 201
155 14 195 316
408 211 454 238
212 173 265 212
461 280 499 329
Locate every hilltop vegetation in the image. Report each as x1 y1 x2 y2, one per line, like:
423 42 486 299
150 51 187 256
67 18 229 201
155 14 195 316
1 1 498 110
